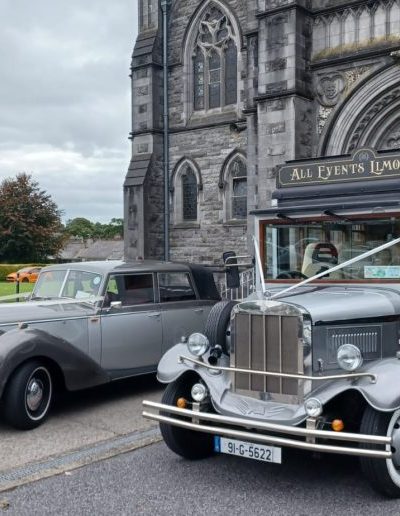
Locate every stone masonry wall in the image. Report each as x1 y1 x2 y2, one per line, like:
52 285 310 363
169 124 247 264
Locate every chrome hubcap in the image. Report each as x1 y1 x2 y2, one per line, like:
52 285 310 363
386 409 400 487
391 417 400 469
26 379 44 412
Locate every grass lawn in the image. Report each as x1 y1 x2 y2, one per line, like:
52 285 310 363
0 282 34 297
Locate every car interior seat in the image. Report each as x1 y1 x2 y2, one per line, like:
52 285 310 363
301 242 338 277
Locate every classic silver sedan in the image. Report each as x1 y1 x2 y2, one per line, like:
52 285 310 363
0 261 220 430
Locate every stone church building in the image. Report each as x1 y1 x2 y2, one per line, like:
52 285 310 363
124 0 400 263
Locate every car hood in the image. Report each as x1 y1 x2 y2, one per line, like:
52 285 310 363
248 285 400 324
0 300 94 326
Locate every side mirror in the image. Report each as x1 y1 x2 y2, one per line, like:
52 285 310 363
223 251 240 289
110 301 122 309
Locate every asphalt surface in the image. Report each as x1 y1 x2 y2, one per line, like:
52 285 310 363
2 440 400 515
0 375 162 475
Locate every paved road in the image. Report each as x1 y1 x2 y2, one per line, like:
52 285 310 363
0 375 163 474
1 439 400 515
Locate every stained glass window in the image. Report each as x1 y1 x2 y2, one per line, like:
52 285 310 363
225 39 237 106
182 169 198 221
194 48 205 111
193 7 237 111
209 50 221 109
231 159 247 219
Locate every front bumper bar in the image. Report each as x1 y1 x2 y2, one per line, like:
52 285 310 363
142 400 392 459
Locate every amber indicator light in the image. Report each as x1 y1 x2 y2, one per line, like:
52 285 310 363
176 398 187 409
331 419 344 432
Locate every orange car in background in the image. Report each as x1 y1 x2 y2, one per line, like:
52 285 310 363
6 267 42 283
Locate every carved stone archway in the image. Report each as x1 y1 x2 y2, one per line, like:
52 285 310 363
320 64 400 156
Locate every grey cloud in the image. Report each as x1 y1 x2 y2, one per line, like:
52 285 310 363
0 0 138 221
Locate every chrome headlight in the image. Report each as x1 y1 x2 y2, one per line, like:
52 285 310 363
304 398 323 417
191 383 208 402
187 333 209 357
337 344 363 371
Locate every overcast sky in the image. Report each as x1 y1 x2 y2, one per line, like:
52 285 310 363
0 0 138 223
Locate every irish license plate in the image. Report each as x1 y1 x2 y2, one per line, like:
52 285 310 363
214 437 282 464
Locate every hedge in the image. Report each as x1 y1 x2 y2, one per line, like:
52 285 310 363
0 264 45 282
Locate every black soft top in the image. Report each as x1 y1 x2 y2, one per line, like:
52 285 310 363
189 264 221 301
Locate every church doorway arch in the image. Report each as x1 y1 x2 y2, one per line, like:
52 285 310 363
320 64 400 156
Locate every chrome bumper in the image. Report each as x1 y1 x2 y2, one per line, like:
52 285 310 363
142 400 391 459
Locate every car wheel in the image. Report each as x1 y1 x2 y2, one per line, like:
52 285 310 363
360 406 400 497
160 375 214 460
2 361 53 430
205 300 236 355
21 277 29 283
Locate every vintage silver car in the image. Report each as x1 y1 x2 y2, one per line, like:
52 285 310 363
0 260 220 430
143 231 400 497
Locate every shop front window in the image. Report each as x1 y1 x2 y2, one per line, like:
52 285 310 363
263 217 400 281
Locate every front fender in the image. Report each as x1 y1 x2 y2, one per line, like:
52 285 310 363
314 358 400 412
0 328 109 398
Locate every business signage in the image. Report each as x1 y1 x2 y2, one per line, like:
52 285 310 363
277 148 400 188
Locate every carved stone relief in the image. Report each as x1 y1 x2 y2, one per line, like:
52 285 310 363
316 73 346 107
318 106 334 134
347 88 400 152
265 58 287 72
386 131 400 149
316 65 372 134
344 66 372 90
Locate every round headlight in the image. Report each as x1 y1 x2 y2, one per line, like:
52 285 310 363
304 397 323 418
191 383 208 402
337 344 363 371
187 333 210 357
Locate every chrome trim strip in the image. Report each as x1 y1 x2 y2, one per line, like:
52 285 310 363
143 400 390 445
143 408 391 459
178 354 377 383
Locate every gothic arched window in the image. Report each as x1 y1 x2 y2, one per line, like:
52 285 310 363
230 158 247 219
192 6 238 112
182 168 198 221
172 161 201 225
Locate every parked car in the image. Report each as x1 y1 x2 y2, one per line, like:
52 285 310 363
0 260 220 430
6 266 42 283
143 239 400 498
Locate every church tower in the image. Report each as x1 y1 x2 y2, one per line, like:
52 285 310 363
124 0 165 260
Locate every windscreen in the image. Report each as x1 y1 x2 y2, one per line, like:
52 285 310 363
264 218 400 281
33 269 103 299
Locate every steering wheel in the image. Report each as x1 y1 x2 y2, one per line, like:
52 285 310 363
277 271 308 279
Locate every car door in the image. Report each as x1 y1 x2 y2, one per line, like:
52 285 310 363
158 271 214 354
100 272 162 377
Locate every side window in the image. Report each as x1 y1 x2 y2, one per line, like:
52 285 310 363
158 272 196 302
122 274 154 306
103 274 155 307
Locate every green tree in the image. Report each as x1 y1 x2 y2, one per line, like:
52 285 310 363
65 217 123 239
64 217 94 239
0 173 64 262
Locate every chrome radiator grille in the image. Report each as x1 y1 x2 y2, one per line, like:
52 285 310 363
231 310 304 400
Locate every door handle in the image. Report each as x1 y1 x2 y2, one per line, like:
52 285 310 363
147 313 161 318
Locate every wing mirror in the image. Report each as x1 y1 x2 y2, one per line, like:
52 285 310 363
110 301 122 309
